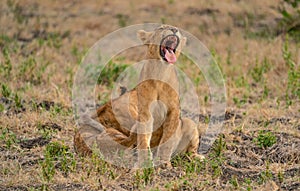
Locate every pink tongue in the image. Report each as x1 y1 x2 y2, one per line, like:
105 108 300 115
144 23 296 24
165 49 177 64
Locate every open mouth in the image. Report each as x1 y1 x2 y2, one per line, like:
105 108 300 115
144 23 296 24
160 34 179 64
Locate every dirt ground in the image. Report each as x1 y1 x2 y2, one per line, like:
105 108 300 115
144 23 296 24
0 0 299 190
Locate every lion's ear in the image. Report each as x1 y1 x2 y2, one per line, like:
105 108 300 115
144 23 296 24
137 30 152 44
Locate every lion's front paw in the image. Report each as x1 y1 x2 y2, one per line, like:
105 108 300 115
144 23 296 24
156 161 172 170
192 153 205 161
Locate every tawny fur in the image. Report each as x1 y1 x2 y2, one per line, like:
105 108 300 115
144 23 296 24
74 25 204 167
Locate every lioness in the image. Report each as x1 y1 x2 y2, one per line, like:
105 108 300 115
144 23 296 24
74 25 204 168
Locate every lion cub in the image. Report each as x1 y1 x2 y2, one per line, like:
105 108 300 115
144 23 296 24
74 25 204 168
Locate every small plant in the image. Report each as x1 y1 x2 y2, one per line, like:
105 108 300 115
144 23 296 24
0 127 19 149
171 154 185 167
47 32 63 49
0 103 4 112
1 83 12 98
134 149 155 188
116 14 128 27
182 179 193 188
0 34 13 48
37 31 65 49
35 61 50 85
142 166 155 185
90 147 109 176
226 48 232 65
71 45 88 65
282 36 300 106
40 152 55 183
97 60 129 87
251 57 270 83
46 103 72 118
0 83 24 111
19 57 36 77
254 130 277 148
37 125 53 140
208 135 226 178
229 175 239 189
279 0 300 42
258 161 273 184
160 17 166 24
65 66 74 88
134 166 155 188
262 84 269 99
39 141 76 184
210 157 223 178
277 170 284 184
186 156 205 175
212 135 226 157
45 142 69 157
244 178 252 191
234 75 249 88
172 153 205 175
164 181 175 189
18 56 36 82
0 47 12 78
233 97 247 108
81 144 119 184
7 0 26 24
49 104 63 117
14 93 22 109
17 56 50 85
204 95 209 104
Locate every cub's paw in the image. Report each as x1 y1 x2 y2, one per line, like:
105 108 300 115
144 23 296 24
192 153 205 161
154 160 172 170
160 161 172 169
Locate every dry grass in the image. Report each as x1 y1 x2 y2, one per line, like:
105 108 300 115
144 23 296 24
0 0 299 190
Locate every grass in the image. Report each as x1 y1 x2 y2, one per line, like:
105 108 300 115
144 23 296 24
0 47 12 78
134 167 155 188
258 162 273 184
95 59 129 104
116 14 128 27
250 57 271 83
1 83 12 98
0 0 299 190
17 56 50 85
254 130 277 148
97 60 129 87
279 0 300 42
39 141 77 190
7 0 26 25
282 35 300 106
0 127 19 149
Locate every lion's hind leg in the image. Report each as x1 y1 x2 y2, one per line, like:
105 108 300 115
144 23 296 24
174 118 205 161
74 124 129 157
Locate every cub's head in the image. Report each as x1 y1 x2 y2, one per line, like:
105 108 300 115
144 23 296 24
137 25 186 64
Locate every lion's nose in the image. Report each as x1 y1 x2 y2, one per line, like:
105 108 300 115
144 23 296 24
170 28 178 34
